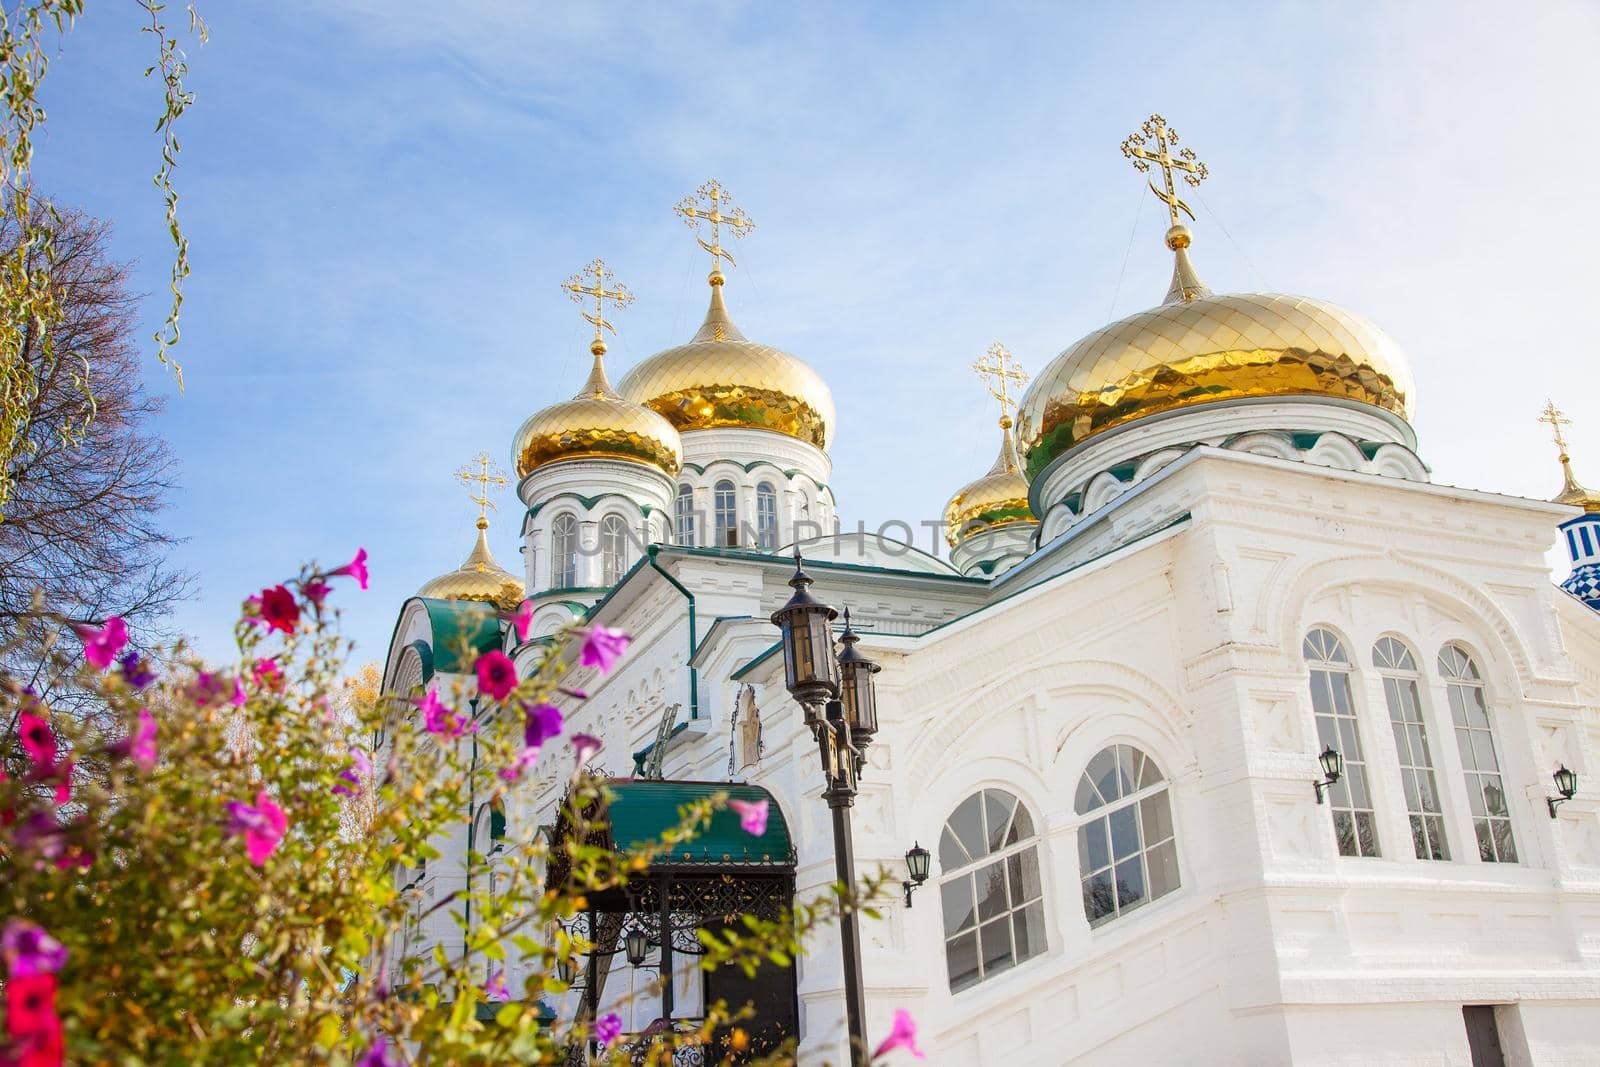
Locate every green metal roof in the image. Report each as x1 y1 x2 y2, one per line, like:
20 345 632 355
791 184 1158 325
419 598 502 673
605 780 792 867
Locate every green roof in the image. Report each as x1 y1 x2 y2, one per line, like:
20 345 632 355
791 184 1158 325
605 780 792 867
419 598 502 673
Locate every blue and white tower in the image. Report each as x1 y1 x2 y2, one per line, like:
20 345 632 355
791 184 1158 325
1542 401 1600 609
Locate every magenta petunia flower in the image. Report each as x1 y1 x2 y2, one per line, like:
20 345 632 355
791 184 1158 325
14 811 65 862
252 657 283 690
258 585 300 634
302 578 332 605
6 972 62 1056
512 599 534 641
78 616 128 671
333 747 371 797
579 625 631 674
129 710 158 772
51 762 73 806
475 650 518 702
484 969 509 1002
18 711 55 769
728 798 769 837
2 920 68 978
499 747 540 783
118 650 155 689
872 1009 926 1060
523 702 564 749
571 732 602 768
331 547 369 590
356 1034 397 1067
416 688 471 739
232 676 248 707
595 1012 623 1046
225 790 288 866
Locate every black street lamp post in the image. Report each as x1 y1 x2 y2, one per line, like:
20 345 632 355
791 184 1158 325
771 551 875 1067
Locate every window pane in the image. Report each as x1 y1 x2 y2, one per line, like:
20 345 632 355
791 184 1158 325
984 791 1015 852
938 825 968 870
1474 819 1494 862
1334 810 1357 857
1087 748 1120 804
1006 802 1035 844
940 878 975 934
1137 751 1165 789
946 794 984 862
975 861 1008 922
1006 849 1042 905
1114 857 1146 911
1109 805 1141 861
1491 820 1518 864
1012 901 1045 963
979 918 1014 977
945 932 979 992
1140 792 1174 845
1354 812 1379 857
1147 839 1180 900
1083 872 1115 925
1074 775 1102 815
1079 819 1109 873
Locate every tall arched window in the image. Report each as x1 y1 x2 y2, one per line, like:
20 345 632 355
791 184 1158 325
675 484 696 547
937 788 1044 992
1304 629 1380 857
1075 745 1179 928
1440 645 1518 863
756 482 779 550
1374 637 1449 860
599 514 628 585
714 480 738 547
550 513 578 588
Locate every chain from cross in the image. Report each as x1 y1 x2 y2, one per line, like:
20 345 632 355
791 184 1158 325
455 451 509 527
674 179 756 273
1541 399 1573 456
1122 114 1209 228
972 342 1029 424
561 258 634 345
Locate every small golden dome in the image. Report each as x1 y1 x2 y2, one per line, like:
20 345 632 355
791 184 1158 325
1554 455 1600 513
1016 286 1415 480
618 277 836 450
944 419 1038 546
512 344 683 479
418 520 526 610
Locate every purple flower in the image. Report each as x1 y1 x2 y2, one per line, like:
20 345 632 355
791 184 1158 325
728 798 769 836
333 747 372 797
2 920 68 978
499 747 540 783
416 688 472 738
225 791 288 866
522 702 564 749
14 811 65 862
484 969 509 1002
595 1012 623 1046
571 733 602 768
872 1009 926 1060
129 709 157 772
118 650 155 689
579 625 630 674
356 1034 397 1067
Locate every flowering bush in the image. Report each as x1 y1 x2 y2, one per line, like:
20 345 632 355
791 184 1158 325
0 558 916 1065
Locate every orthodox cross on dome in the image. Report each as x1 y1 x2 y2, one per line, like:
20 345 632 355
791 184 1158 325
1541 399 1573 458
562 258 634 355
674 179 756 281
455 451 508 531
1122 114 1209 228
972 342 1028 428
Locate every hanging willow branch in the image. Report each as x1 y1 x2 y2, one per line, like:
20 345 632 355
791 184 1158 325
0 1 202 518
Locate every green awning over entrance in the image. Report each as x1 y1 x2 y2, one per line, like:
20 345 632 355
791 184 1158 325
605 780 793 867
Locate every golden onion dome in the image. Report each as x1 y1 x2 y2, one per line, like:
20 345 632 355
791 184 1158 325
512 342 683 479
418 520 526 610
1553 455 1600 513
617 274 836 450
1016 225 1415 480
944 417 1038 546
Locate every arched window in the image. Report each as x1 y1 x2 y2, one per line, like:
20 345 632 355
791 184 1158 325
1440 645 1518 863
1075 745 1179 928
1304 629 1380 857
1374 638 1449 860
599 514 628 585
756 482 779 550
714 480 738 547
675 484 696 547
937 788 1044 992
550 513 578 588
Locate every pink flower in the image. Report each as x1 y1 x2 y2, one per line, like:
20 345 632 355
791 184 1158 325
872 1009 925 1061
475 650 518 702
18 712 55 769
331 547 369 590
2 920 68 978
78 616 128 671
571 732 602 768
523 702 564 749
232 676 248 707
333 747 371 797
258 585 300 634
51 763 73 806
128 710 158 772
499 747 540 783
416 688 471 739
511 599 534 641
302 578 332 605
595 1012 622 1046
253 657 283 690
356 1034 397 1067
6 972 63 1063
728 798 769 837
225 790 288 866
579 625 630 674
484 969 509 1002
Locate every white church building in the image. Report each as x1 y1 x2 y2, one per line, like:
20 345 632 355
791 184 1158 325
382 126 1600 1065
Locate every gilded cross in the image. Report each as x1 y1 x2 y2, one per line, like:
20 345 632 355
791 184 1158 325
972 342 1029 425
561 258 634 346
455 451 508 528
674 179 756 273
1540 400 1573 457
1122 114 1209 228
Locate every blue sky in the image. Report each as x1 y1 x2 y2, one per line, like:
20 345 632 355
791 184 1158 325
33 1 1600 666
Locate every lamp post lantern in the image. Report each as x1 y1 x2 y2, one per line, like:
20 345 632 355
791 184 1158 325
771 550 872 1067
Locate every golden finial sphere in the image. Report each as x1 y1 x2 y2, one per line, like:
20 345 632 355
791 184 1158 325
1165 224 1192 250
